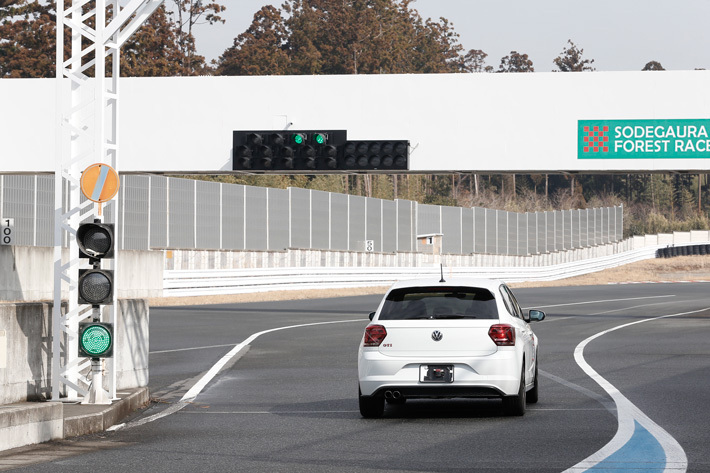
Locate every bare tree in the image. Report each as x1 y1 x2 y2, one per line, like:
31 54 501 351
498 51 534 72
553 40 595 72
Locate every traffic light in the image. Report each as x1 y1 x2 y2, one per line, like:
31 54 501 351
78 322 114 358
233 130 409 172
340 140 409 171
233 130 347 171
77 222 114 260
77 221 115 306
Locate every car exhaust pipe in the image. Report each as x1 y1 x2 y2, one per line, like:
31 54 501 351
392 391 402 399
384 390 393 399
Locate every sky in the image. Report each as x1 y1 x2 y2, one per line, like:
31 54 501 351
191 0 710 72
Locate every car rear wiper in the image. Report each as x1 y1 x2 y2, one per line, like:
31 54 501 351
432 314 469 319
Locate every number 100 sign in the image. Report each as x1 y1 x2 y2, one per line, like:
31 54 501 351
1 218 14 245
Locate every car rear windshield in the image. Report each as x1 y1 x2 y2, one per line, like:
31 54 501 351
378 286 499 320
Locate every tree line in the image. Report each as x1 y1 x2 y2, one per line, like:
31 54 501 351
0 0 674 77
1 0 707 236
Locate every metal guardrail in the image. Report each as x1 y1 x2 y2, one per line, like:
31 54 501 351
162 241 710 297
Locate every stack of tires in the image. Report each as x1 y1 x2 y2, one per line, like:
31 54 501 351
657 244 710 258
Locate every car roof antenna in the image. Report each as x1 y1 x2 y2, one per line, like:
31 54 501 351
439 263 446 283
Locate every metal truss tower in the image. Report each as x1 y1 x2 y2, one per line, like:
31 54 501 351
53 0 163 402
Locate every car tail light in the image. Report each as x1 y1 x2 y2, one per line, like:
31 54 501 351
364 325 387 347
488 324 515 346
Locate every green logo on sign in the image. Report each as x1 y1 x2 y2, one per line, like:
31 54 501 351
578 119 710 159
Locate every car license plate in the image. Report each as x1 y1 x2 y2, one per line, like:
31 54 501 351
420 364 454 383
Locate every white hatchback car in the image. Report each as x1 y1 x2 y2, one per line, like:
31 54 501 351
358 277 545 418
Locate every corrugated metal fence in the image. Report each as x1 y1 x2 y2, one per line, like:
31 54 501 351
0 175 623 255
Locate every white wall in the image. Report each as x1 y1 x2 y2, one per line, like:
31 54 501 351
2 72 710 174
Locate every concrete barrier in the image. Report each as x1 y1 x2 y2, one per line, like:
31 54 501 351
0 246 163 302
162 235 710 297
0 303 52 403
0 402 63 451
0 300 149 405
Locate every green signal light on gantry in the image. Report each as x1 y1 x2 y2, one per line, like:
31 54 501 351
291 133 305 145
313 133 326 145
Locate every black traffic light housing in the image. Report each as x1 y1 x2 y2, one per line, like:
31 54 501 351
78 268 114 305
78 322 114 358
77 222 115 261
340 140 409 171
77 221 115 306
233 130 409 172
233 130 347 171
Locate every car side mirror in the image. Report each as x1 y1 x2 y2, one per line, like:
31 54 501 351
368 311 376 321
528 309 546 322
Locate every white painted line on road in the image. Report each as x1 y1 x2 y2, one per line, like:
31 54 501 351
526 294 675 311
541 316 576 323
175 408 610 415
590 300 680 316
564 306 710 473
150 343 238 354
181 319 363 402
179 410 361 414
113 318 365 431
539 369 615 412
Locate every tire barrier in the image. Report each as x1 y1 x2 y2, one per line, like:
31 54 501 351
656 244 710 259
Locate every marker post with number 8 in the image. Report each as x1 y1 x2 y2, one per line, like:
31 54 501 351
1 218 14 246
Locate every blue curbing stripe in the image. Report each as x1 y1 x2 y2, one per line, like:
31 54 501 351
590 421 666 472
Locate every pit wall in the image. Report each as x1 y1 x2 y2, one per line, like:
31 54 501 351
0 300 148 405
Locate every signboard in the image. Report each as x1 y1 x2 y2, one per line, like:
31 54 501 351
80 163 120 203
579 119 710 159
1 218 14 245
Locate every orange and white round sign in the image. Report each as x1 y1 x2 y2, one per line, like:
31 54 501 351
80 164 120 203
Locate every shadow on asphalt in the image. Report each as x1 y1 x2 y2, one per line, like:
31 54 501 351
268 398 514 420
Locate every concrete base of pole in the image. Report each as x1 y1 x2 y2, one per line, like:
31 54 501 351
81 360 111 405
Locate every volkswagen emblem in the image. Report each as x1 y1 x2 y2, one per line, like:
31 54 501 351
431 330 443 342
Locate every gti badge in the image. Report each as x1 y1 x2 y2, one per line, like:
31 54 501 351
431 330 443 342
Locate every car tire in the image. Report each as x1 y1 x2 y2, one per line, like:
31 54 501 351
503 364 526 416
359 387 385 418
527 356 539 404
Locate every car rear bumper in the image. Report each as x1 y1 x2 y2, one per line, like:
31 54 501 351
358 348 521 397
368 385 506 399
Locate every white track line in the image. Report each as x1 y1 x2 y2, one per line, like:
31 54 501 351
526 294 675 310
150 343 238 354
563 307 710 472
109 318 364 431
590 300 679 316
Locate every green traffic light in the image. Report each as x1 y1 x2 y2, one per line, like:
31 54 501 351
314 133 326 145
292 134 304 145
80 324 112 357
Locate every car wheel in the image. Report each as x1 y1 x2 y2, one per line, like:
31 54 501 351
527 356 539 404
503 364 526 416
359 387 385 418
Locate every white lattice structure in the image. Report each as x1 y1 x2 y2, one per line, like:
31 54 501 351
53 0 163 402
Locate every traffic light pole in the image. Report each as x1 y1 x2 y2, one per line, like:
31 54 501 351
53 0 163 403
82 306 111 405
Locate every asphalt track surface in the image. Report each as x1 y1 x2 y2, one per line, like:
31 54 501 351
6 283 710 472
